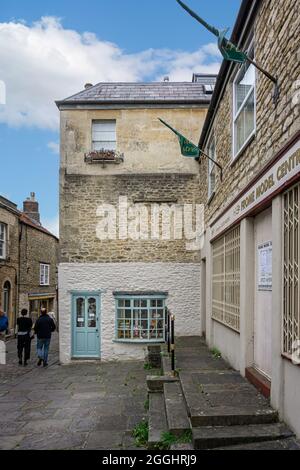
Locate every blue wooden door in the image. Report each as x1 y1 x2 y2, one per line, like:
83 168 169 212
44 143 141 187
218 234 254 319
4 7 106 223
72 294 100 358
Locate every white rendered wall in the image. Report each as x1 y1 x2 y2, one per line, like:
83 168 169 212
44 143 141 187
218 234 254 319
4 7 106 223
58 263 201 363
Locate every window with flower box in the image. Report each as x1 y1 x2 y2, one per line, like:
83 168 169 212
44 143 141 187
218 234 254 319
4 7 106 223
115 296 166 342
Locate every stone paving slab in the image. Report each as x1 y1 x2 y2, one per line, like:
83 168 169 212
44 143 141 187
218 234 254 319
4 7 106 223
0 334 149 450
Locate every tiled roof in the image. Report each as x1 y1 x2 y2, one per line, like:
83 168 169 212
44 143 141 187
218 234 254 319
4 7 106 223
56 78 217 106
20 213 59 241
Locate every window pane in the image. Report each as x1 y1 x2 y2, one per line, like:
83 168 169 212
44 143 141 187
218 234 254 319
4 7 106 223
235 90 255 154
235 63 255 112
115 297 165 341
93 141 116 151
87 298 96 328
76 298 85 328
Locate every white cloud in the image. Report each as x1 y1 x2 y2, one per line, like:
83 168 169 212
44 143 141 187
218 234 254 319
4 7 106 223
47 141 59 154
0 17 221 130
42 214 59 237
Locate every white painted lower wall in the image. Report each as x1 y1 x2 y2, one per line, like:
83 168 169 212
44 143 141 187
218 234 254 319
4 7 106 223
58 262 201 363
212 321 241 372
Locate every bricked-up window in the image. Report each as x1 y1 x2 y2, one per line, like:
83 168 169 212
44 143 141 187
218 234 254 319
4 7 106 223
233 44 255 157
283 184 300 359
207 134 216 199
212 226 241 332
115 296 166 342
40 264 50 286
92 120 116 151
0 223 7 259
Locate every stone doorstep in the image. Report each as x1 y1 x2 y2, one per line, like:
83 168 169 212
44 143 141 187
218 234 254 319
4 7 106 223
246 367 271 399
163 382 191 436
148 392 168 448
193 423 295 450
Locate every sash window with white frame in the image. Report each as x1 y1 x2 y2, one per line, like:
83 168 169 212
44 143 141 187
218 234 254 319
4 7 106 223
92 120 116 151
283 183 300 360
233 43 256 158
207 134 216 199
0 223 7 259
40 264 50 286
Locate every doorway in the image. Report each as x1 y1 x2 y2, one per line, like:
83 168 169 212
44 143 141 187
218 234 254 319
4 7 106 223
72 294 100 358
254 207 273 380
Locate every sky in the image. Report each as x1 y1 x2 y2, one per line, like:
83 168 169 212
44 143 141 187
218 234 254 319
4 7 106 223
0 0 241 236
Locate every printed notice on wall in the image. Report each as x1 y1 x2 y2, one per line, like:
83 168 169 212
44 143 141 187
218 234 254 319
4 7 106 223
258 241 273 291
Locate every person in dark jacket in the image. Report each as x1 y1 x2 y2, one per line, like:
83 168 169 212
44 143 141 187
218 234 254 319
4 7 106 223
16 309 33 366
34 308 56 367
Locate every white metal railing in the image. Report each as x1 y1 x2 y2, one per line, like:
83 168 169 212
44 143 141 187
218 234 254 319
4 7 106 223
283 183 300 358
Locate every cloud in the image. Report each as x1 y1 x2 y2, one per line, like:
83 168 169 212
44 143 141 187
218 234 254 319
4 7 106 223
0 17 221 130
47 141 59 154
42 214 59 237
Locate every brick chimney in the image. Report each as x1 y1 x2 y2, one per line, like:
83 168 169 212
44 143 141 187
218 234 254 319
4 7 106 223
23 192 40 224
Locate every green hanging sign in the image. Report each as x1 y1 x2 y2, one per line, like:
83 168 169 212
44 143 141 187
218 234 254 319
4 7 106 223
159 118 200 158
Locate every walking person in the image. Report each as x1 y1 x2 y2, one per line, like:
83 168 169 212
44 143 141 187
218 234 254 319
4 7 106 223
0 309 8 341
16 309 33 366
34 307 56 368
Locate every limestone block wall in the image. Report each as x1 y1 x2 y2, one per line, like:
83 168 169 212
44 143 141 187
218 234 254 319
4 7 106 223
60 173 202 264
199 0 300 225
19 224 58 312
58 262 201 363
0 206 19 329
60 107 206 176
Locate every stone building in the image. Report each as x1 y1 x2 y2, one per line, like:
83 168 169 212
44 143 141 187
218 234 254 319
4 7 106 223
19 194 59 324
0 196 20 331
197 0 300 436
0 193 58 332
56 76 216 362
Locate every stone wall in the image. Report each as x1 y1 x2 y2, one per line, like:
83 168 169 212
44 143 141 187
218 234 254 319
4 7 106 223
60 173 202 264
19 223 58 312
199 0 300 225
0 206 19 329
60 107 206 176
58 262 201 363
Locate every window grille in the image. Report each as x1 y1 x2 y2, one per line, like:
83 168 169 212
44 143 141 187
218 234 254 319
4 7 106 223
283 183 300 358
212 225 241 332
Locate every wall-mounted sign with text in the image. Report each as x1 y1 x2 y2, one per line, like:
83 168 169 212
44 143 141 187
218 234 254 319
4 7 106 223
210 140 300 240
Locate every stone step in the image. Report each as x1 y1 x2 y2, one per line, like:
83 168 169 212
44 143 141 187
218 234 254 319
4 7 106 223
170 443 194 451
148 392 168 448
180 370 278 427
164 382 190 436
216 437 300 450
193 423 294 450
147 375 179 393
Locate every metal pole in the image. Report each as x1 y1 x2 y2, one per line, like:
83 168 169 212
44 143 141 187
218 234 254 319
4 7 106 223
171 315 175 375
167 312 170 354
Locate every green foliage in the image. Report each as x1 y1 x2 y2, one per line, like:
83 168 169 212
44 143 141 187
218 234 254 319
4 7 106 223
155 430 193 450
211 347 222 359
132 420 149 448
144 362 153 370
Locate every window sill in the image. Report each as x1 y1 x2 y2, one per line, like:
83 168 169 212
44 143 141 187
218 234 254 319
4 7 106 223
113 339 165 345
231 132 256 168
281 353 300 367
